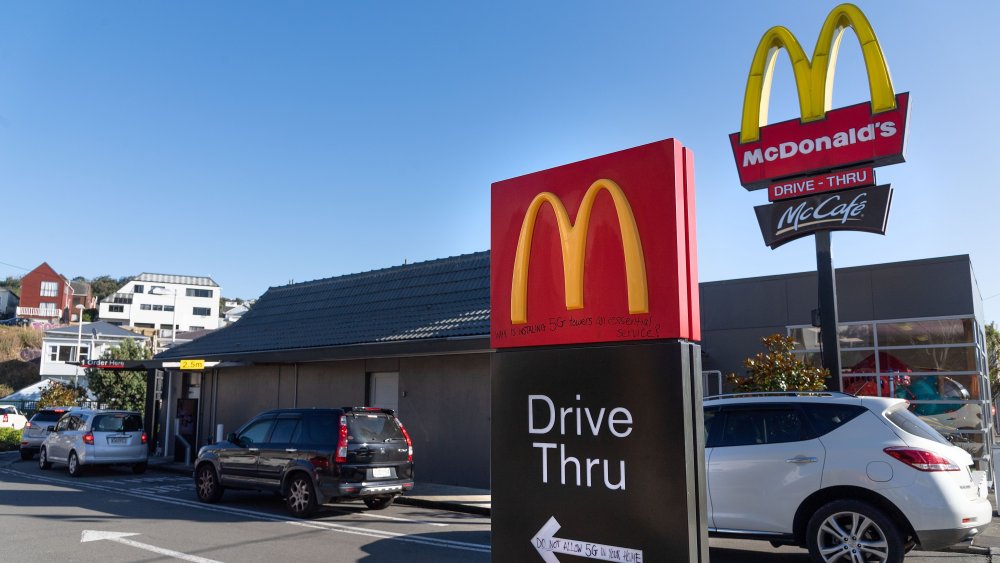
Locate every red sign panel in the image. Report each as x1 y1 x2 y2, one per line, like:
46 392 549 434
731 93 909 191
490 139 699 349
768 166 875 202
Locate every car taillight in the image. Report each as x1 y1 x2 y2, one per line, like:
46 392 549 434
397 420 413 462
884 447 960 471
24 421 32 429
141 432 148 445
83 432 94 445
310 456 330 470
335 415 349 463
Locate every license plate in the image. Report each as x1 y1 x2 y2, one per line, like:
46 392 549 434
373 467 391 478
108 437 127 445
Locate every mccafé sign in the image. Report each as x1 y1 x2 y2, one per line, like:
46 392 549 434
490 139 700 348
756 185 892 248
730 3 909 192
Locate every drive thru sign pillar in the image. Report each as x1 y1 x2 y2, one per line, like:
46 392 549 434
490 139 707 562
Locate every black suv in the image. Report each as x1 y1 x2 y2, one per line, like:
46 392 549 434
193 407 414 517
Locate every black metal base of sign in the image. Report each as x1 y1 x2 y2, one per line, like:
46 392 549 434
491 340 707 562
815 231 843 391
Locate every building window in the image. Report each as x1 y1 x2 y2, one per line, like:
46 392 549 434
190 326 204 331
152 305 164 311
49 345 87 363
40 281 58 297
140 304 152 311
135 322 155 328
109 305 125 313
186 288 213 298
192 307 211 317
164 305 175 312
134 284 145 294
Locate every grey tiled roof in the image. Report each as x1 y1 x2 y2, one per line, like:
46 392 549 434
135 273 219 287
45 321 147 339
157 252 490 359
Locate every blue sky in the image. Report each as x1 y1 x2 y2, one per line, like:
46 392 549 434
2 2 999 322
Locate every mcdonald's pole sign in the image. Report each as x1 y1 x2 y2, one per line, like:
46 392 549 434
490 138 700 349
729 3 909 192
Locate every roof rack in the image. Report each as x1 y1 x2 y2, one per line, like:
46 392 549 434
704 391 856 401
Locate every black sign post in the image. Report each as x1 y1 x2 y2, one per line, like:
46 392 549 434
492 341 707 562
815 231 843 391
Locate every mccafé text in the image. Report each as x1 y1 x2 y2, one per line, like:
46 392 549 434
529 394 632 490
777 192 868 232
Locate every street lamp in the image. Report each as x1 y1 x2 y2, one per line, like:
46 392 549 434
75 304 84 386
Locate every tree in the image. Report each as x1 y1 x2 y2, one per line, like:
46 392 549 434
86 339 151 412
727 333 829 392
89 275 122 303
38 382 88 408
987 322 1000 397
0 383 12 399
0 276 20 293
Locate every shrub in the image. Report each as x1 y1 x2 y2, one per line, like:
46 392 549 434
0 427 20 451
727 333 829 392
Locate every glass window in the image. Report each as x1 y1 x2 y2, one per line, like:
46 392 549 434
877 319 975 347
48 345 58 361
788 327 822 350
57 347 73 362
347 413 405 443
134 285 144 294
803 403 866 436
192 307 211 316
268 419 300 444
238 418 274 445
703 407 721 447
79 346 89 361
109 305 124 313
885 404 950 446
186 288 212 298
164 305 175 312
837 324 873 348
40 302 56 312
40 281 58 297
140 304 152 310
153 305 163 311
135 322 155 328
94 413 143 432
720 408 807 447
298 414 339 446
875 347 978 373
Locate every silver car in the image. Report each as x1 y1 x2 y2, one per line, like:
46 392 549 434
19 406 77 461
38 409 148 476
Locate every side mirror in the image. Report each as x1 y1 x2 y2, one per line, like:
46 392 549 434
46 426 56 433
226 432 238 444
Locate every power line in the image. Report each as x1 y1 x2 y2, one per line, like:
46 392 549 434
0 260 29 272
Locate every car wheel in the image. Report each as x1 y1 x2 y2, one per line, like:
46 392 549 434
132 462 148 474
38 447 51 470
363 495 396 510
807 499 904 563
67 451 84 477
285 474 318 517
195 464 224 503
19 450 33 461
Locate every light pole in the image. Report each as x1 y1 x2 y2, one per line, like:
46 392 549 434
75 304 84 386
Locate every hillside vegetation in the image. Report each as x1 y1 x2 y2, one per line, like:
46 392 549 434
0 326 42 393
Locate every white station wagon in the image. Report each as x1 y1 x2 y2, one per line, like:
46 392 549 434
704 392 992 562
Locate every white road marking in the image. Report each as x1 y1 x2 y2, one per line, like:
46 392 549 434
3 469 489 555
81 530 223 563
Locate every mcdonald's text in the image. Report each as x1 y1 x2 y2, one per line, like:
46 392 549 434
731 93 908 190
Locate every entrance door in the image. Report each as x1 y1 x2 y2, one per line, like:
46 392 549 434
369 372 399 412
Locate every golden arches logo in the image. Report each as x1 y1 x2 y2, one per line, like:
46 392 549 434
510 179 648 325
740 3 896 144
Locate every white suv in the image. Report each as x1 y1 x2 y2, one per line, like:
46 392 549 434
704 392 992 562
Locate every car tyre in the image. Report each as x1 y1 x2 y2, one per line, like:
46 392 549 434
195 464 224 503
19 449 33 461
363 495 396 510
67 451 84 477
38 447 51 470
132 462 148 474
285 474 318 518
806 499 904 563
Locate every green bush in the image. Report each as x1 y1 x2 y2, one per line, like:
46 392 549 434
0 427 21 451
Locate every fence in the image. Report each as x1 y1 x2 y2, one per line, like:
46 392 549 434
1 400 102 416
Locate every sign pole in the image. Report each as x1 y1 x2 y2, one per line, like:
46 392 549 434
815 231 842 391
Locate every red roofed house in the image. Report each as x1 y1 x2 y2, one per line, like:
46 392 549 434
16 263 74 323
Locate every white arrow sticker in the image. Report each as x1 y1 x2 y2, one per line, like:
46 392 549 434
531 517 643 562
81 530 223 563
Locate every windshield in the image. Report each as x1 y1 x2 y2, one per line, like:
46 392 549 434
347 414 405 443
884 404 951 446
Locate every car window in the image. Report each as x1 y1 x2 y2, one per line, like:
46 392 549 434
55 416 70 431
297 414 339 446
347 413 404 443
803 403 866 437
94 414 143 432
885 404 951 446
720 407 807 446
267 418 300 444
32 411 64 423
0 406 16 415
704 407 721 447
239 418 274 445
